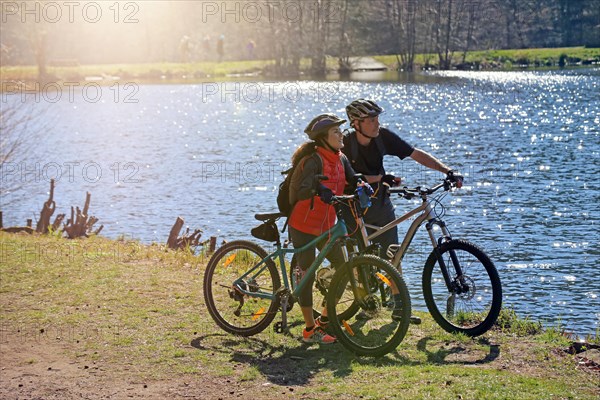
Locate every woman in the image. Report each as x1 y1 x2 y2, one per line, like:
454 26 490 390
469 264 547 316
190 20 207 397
288 113 358 344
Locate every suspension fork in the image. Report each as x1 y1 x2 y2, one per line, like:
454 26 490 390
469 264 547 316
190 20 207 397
426 218 463 292
332 231 368 305
340 255 373 306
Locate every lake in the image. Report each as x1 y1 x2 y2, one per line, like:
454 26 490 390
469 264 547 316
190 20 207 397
2 68 599 337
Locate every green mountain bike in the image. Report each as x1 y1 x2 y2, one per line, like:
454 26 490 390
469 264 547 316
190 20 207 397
203 190 412 357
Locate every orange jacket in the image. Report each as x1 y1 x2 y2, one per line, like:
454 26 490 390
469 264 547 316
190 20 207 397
288 147 349 236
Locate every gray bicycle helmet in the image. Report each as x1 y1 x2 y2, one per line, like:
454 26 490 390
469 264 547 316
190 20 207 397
304 113 346 140
345 99 384 121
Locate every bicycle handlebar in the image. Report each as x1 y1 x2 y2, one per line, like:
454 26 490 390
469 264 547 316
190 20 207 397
388 178 457 199
330 194 357 203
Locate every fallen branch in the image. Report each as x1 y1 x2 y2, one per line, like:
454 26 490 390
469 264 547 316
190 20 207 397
51 214 65 233
1 226 34 234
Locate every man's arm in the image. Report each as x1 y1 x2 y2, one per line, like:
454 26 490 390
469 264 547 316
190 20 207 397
410 148 452 174
364 148 451 184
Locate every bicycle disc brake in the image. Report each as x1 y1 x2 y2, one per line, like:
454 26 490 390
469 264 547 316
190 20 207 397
361 294 382 318
455 275 476 300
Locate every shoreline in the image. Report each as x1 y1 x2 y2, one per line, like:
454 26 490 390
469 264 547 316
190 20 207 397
1 64 598 93
2 47 598 89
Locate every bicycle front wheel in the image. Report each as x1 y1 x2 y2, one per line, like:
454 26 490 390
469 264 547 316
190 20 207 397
423 239 502 337
203 240 281 336
289 254 359 321
326 255 411 358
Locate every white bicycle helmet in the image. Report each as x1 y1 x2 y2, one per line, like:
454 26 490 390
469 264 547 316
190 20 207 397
346 99 384 121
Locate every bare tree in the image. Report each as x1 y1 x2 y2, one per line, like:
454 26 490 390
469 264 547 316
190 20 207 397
263 0 305 77
337 0 352 74
460 2 481 65
385 0 419 71
0 97 48 205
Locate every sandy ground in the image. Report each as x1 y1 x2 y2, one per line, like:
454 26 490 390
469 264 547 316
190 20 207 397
0 334 281 400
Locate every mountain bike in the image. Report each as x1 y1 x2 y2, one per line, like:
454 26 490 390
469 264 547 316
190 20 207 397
203 189 412 357
352 177 502 337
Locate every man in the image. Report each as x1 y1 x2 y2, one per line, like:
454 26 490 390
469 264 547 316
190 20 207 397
342 98 463 324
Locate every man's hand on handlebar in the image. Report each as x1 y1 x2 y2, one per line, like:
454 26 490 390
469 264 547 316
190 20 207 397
446 170 464 188
381 174 401 187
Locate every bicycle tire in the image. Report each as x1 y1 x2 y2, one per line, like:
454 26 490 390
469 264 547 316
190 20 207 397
423 239 502 337
289 254 359 321
203 240 281 336
326 255 411 357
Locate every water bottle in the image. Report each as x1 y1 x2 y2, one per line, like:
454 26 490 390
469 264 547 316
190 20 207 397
357 185 372 208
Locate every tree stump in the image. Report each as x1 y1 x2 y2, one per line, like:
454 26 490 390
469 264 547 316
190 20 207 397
166 217 202 251
64 192 100 239
36 179 56 234
167 217 185 249
51 214 65 233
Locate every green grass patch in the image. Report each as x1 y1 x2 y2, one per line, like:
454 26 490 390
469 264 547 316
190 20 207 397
1 232 598 399
374 46 600 70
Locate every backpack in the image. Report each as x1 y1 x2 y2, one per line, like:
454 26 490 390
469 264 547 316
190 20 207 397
277 151 323 218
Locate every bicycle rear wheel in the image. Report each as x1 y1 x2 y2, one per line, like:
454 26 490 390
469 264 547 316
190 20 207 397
203 240 281 336
326 255 411 357
423 239 502 337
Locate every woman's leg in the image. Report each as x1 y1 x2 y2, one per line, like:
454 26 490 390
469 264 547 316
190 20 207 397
317 240 348 319
289 227 317 328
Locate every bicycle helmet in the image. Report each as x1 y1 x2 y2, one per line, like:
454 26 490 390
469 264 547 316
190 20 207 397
304 113 346 140
345 99 384 121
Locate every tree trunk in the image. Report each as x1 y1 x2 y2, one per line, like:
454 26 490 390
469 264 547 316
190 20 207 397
36 30 48 82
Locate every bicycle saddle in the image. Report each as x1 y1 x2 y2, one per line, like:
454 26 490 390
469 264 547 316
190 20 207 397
255 212 284 221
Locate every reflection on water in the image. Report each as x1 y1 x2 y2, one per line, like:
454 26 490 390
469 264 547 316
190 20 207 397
2 68 599 336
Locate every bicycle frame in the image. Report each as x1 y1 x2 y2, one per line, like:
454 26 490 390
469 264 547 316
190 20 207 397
364 198 451 270
227 194 399 334
232 216 350 302
350 183 451 272
349 181 470 298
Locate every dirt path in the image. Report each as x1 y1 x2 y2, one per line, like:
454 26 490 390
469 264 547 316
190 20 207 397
0 335 278 400
2 326 599 399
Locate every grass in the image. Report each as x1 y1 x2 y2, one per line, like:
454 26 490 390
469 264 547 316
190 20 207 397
1 232 598 399
1 47 598 85
0 60 274 84
374 46 600 69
